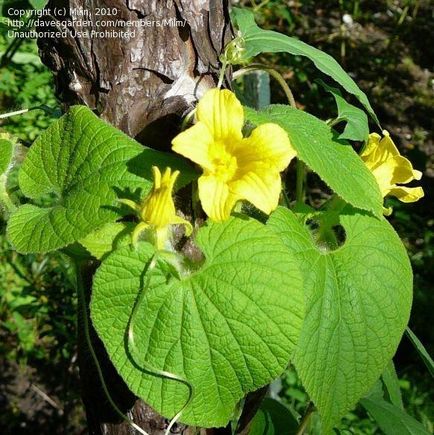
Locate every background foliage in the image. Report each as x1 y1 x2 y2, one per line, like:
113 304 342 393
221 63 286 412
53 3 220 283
1 0 432 433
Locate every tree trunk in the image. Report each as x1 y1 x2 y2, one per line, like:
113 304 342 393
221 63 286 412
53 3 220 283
38 0 231 142
37 1 239 434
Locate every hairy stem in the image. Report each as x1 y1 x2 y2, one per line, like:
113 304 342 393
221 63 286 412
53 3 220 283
233 63 296 108
74 261 150 435
295 402 315 435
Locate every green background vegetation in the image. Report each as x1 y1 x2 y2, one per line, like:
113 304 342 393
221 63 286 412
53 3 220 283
1 0 432 433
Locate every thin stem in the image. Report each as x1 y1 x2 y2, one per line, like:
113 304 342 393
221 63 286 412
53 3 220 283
127 253 194 435
0 105 59 120
217 57 228 89
75 261 150 435
233 64 297 109
0 37 21 67
282 188 291 208
295 402 315 435
296 161 306 205
326 117 341 128
253 0 271 12
1 17 31 67
397 5 409 26
0 108 30 120
181 108 196 131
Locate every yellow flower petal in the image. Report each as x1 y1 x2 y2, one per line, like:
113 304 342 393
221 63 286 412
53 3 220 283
361 131 424 212
196 88 244 141
171 215 193 237
198 175 238 221
125 167 192 249
412 169 422 181
152 166 162 189
371 163 396 196
362 131 399 171
173 89 295 221
388 186 424 203
390 155 417 185
380 130 400 156
237 123 296 172
233 170 282 215
172 123 214 171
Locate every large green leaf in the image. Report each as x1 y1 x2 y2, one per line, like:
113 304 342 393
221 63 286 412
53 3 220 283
79 222 134 260
267 207 412 432
231 8 379 125
246 105 383 217
361 396 429 435
91 217 304 427
6 106 194 253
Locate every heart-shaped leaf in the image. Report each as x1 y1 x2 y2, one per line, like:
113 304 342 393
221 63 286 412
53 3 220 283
7 106 195 253
267 207 412 432
91 217 304 427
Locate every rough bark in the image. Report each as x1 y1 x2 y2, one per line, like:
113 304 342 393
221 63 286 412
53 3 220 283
38 0 231 145
36 1 243 434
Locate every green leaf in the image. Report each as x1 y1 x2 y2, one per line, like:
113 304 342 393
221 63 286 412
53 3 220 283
231 8 379 125
267 207 412 432
318 80 369 142
29 0 49 10
91 217 304 427
79 222 134 260
8 51 42 66
6 106 195 253
245 105 383 217
249 398 299 435
361 396 429 435
382 361 404 409
0 139 13 175
405 327 434 378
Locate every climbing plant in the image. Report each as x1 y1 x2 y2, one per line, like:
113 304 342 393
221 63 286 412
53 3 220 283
1 7 429 435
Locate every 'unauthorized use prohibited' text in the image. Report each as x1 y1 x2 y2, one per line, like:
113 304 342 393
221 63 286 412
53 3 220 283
3 7 190 39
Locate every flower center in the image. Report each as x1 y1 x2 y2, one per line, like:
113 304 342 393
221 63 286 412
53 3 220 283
210 142 238 182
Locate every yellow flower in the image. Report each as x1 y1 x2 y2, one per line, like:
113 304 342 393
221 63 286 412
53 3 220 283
172 88 296 221
120 167 192 249
361 131 424 215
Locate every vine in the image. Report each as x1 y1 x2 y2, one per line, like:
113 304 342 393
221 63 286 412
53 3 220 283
0 5 430 435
